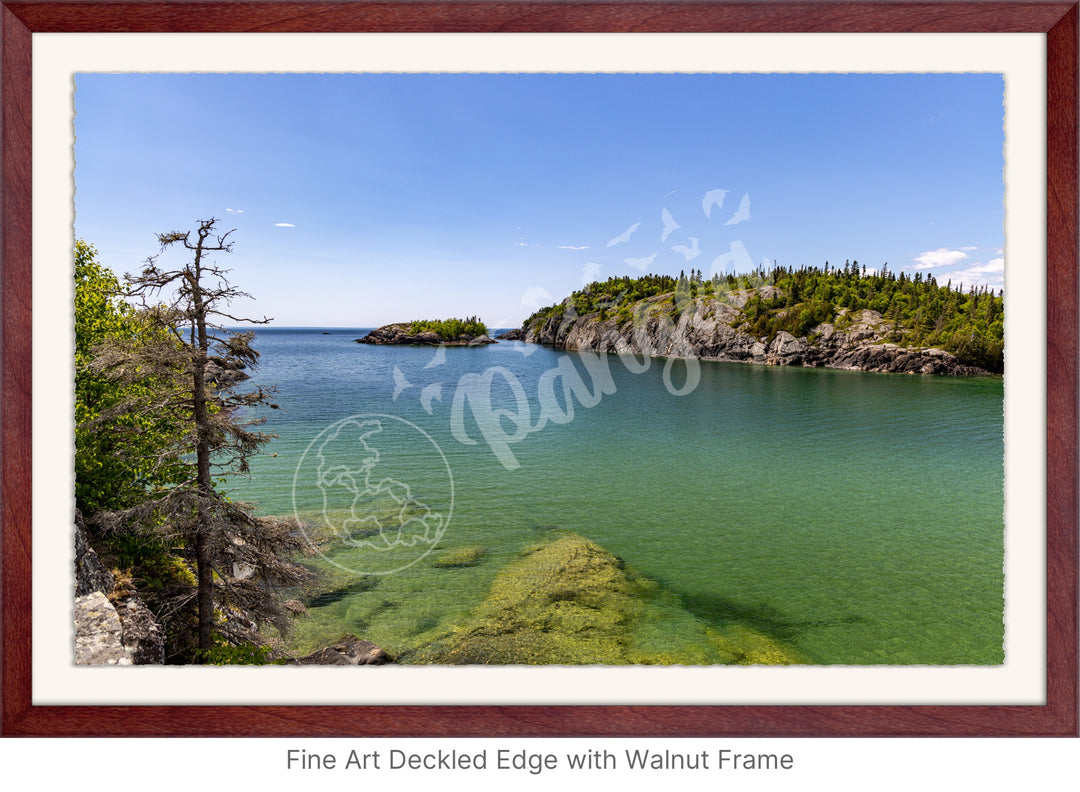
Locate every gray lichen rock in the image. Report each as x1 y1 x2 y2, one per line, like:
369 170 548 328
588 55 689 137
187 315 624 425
74 592 133 665
73 510 166 664
115 593 165 665
74 509 114 597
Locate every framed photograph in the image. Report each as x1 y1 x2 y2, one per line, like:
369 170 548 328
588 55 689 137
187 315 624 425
2 1 1076 737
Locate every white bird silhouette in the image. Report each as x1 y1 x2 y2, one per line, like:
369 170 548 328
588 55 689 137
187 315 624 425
420 382 443 414
607 222 641 247
661 209 681 242
424 344 447 369
392 366 412 401
702 188 728 218
710 240 755 276
625 252 658 271
724 193 751 226
521 286 555 312
671 237 701 262
512 341 539 357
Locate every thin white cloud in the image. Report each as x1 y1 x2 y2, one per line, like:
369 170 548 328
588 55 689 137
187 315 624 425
961 246 979 251
225 208 244 214
275 222 295 228
581 262 602 285
558 245 590 251
914 248 969 269
942 258 1005 290
964 257 1005 274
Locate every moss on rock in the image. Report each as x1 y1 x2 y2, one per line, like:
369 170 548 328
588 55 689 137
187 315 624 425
410 533 802 665
431 545 487 568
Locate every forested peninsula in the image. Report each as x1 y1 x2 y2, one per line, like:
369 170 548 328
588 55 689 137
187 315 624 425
511 265 1003 376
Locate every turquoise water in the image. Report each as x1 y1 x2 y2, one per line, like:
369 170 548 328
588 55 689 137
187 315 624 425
229 328 1004 664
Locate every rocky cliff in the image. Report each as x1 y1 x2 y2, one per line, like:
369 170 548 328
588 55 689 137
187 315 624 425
522 291 992 376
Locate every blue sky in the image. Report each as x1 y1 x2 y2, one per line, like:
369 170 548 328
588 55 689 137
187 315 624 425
74 72 1004 327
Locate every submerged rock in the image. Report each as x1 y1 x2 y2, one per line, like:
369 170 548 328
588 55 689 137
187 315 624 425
304 576 379 609
410 533 801 665
431 545 487 568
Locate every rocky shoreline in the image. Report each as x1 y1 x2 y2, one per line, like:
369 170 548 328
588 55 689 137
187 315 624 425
518 293 993 376
356 323 496 346
74 510 393 667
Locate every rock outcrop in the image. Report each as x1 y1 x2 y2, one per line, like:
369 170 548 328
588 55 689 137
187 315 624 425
287 634 390 665
356 323 495 346
75 592 133 665
74 510 114 597
205 355 249 387
524 296 992 376
73 510 165 665
115 593 166 664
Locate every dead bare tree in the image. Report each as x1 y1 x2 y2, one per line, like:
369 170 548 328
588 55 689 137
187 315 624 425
89 218 311 660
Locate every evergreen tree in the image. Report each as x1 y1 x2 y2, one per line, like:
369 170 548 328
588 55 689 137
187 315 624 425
87 218 311 660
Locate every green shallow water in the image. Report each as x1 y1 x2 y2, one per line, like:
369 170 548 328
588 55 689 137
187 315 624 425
229 328 1004 664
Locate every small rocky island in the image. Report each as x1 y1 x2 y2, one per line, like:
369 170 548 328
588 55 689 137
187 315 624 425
356 317 495 347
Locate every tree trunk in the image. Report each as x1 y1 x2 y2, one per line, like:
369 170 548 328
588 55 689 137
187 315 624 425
190 241 215 657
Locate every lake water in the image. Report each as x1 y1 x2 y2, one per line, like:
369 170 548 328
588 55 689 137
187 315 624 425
228 327 1005 665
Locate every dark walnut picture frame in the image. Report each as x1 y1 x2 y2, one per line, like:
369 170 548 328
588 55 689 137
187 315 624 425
1 1 1076 737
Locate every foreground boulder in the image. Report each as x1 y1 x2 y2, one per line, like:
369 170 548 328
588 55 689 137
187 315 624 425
73 510 165 665
74 592 132 665
287 634 390 665
115 593 166 664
